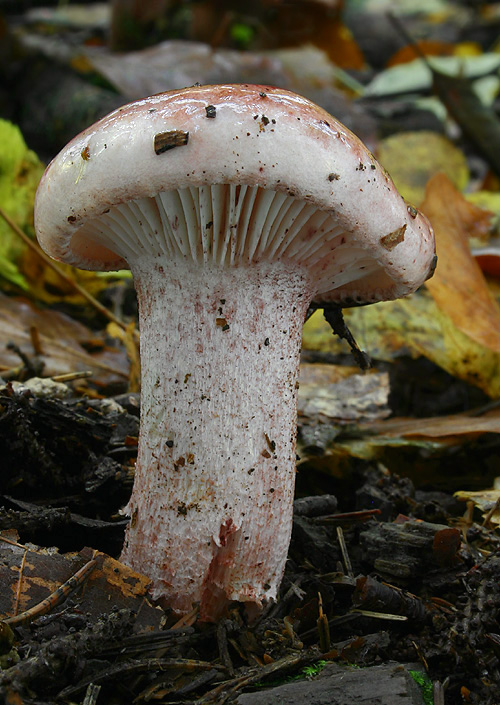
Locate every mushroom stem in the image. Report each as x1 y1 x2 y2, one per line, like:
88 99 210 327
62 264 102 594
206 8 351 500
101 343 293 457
121 258 314 620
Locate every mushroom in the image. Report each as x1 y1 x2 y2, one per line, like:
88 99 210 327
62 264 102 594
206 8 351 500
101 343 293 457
34 84 435 621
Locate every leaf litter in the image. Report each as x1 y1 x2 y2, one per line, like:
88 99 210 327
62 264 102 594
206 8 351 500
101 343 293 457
3 2 500 704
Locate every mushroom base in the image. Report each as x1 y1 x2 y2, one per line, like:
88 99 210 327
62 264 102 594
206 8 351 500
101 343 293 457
121 258 314 620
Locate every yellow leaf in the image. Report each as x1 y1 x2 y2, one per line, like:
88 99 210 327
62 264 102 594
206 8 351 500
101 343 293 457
455 489 500 525
303 292 500 398
422 173 500 353
377 131 469 205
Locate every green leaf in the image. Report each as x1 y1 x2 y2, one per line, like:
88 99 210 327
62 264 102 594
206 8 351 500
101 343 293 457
0 119 45 289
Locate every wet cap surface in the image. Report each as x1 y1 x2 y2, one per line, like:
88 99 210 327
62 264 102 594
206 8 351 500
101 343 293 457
35 84 435 304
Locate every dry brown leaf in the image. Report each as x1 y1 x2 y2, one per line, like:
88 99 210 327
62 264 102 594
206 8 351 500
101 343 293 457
386 39 455 67
0 533 84 619
0 293 129 383
0 538 162 630
386 39 481 68
360 407 500 441
78 547 162 626
421 173 500 352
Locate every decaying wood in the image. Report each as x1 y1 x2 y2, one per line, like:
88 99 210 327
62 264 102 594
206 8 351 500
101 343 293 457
234 661 426 705
353 576 432 622
0 608 135 699
359 519 462 580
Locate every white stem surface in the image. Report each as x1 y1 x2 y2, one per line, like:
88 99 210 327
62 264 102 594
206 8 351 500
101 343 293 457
121 258 314 620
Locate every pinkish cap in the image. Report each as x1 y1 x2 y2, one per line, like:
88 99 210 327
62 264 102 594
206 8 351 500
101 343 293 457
35 84 435 304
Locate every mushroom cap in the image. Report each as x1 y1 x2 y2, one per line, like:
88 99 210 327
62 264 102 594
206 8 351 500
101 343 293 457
35 84 435 304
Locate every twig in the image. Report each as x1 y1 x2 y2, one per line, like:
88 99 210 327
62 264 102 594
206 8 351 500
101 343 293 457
217 620 235 676
0 535 29 549
0 206 129 332
58 658 219 699
350 609 408 621
386 12 432 66
433 680 446 705
311 508 382 524
6 341 43 378
51 370 93 382
3 558 97 627
353 576 430 622
317 593 331 652
195 651 316 704
29 326 43 355
83 683 101 705
13 547 28 617
322 305 371 370
482 496 500 528
336 526 354 579
171 605 199 629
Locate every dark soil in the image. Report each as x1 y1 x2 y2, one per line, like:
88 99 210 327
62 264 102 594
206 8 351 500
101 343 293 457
0 365 499 705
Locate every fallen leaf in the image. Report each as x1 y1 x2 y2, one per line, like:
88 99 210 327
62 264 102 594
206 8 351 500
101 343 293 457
79 547 162 627
387 39 482 68
107 321 141 392
454 489 500 525
364 54 500 97
360 407 500 440
20 245 132 308
86 40 290 100
0 535 85 619
302 291 500 397
421 173 500 352
377 132 469 205
0 538 162 631
470 242 500 277
307 17 365 70
467 191 500 236
0 293 129 383
386 39 456 67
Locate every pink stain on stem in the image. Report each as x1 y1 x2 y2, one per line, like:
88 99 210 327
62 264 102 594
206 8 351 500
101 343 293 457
121 260 313 620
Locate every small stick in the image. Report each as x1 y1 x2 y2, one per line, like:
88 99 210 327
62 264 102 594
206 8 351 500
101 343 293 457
336 526 354 578
3 558 97 627
29 326 43 355
350 609 408 621
0 206 128 332
311 508 381 524
171 605 199 629
317 592 331 652
59 658 218 699
83 683 101 705
482 496 500 528
217 620 235 677
196 652 310 705
51 370 93 382
322 304 371 370
13 547 28 617
386 12 431 65
412 639 430 671
0 535 29 549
